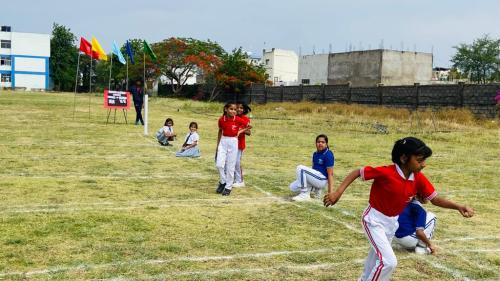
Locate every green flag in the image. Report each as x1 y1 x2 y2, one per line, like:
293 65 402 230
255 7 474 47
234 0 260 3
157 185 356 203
143 40 157 61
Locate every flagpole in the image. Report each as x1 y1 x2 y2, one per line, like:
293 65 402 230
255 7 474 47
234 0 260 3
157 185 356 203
73 52 81 120
126 58 129 91
89 57 93 119
108 54 113 91
143 51 148 136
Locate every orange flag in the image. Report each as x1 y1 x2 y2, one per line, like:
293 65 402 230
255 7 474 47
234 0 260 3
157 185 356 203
91 36 108 61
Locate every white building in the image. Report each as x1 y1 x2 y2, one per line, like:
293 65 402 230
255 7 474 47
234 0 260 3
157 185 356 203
0 26 50 90
298 54 329 85
262 48 298 86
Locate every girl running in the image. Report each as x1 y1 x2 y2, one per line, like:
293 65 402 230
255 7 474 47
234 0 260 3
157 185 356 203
324 137 474 281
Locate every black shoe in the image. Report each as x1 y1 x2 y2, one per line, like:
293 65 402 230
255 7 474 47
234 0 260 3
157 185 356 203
221 188 232 196
159 141 167 146
216 182 226 194
166 143 173 146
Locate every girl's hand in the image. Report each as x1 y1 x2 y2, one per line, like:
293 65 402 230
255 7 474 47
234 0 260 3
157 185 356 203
428 244 437 255
458 206 474 218
323 192 340 207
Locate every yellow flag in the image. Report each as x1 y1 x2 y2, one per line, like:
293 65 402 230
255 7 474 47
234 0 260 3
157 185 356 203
91 36 108 61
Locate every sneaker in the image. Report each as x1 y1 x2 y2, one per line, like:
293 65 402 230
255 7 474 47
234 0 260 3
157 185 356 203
291 191 311 202
158 141 167 146
415 246 430 255
221 188 232 196
216 182 226 194
311 188 322 199
232 181 245 188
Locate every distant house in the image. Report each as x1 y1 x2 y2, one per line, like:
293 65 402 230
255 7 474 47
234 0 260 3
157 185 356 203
0 25 50 90
298 54 329 85
299 50 433 87
432 67 451 81
262 48 298 86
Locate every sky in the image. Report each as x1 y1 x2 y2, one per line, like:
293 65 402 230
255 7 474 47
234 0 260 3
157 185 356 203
3 0 500 67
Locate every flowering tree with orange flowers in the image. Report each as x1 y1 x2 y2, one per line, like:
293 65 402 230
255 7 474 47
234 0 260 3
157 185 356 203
205 48 268 101
149 38 224 94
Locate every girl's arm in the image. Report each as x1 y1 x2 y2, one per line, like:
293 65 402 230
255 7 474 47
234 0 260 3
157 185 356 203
326 167 334 194
415 229 436 254
237 124 252 136
215 129 222 155
430 196 474 218
183 141 197 149
323 169 360 207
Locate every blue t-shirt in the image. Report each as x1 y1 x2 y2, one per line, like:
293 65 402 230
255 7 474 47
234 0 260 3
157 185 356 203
312 148 335 178
395 200 427 238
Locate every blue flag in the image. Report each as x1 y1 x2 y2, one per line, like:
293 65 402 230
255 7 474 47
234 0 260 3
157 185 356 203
126 40 135 65
112 41 126 65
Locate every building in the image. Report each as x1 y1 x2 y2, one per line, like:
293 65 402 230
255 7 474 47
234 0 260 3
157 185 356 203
298 54 329 85
0 25 50 90
262 48 298 86
328 50 433 87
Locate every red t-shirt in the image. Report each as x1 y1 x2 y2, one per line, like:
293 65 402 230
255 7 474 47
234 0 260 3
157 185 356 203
237 115 250 150
218 115 248 137
360 164 437 217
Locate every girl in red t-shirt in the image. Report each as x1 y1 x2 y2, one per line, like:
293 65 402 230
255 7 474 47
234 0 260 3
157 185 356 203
324 137 474 281
215 102 251 196
232 103 252 188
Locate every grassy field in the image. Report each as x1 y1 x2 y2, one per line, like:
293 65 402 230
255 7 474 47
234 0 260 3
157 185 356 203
0 91 498 280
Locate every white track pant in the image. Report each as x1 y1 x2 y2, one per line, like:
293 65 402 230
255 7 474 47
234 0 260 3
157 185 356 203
394 212 436 249
234 149 244 183
360 205 399 281
216 136 238 190
289 165 327 193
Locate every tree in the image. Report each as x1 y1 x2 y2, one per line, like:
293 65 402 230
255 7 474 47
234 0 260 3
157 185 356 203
150 37 225 94
205 48 268 101
50 23 77 91
451 35 500 83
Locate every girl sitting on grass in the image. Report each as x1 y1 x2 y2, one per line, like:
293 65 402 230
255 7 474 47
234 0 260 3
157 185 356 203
156 118 176 146
176 122 200 158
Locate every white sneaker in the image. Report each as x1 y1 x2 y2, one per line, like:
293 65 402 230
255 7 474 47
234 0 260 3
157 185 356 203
311 188 323 199
292 192 311 201
415 246 430 255
232 181 245 188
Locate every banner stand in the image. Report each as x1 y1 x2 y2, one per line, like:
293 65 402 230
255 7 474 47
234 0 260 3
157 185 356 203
106 109 128 125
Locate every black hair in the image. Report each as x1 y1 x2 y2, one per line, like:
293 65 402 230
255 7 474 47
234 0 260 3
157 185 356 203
164 118 174 126
316 134 329 149
236 102 252 115
189 121 198 129
223 102 237 115
391 137 432 165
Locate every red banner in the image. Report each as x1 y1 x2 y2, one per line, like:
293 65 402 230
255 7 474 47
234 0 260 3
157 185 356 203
104 90 130 109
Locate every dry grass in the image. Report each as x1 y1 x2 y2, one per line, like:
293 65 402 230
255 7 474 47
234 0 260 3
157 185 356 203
0 91 498 280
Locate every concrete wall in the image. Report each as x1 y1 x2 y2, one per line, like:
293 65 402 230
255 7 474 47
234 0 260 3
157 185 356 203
327 50 432 87
381 50 432 86
298 54 329 85
263 48 298 86
232 83 500 118
328 51 382 87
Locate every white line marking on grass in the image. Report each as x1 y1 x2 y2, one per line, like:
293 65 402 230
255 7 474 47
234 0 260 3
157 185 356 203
414 255 472 281
0 197 286 214
0 247 365 278
3 197 279 209
252 185 363 234
437 236 499 242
